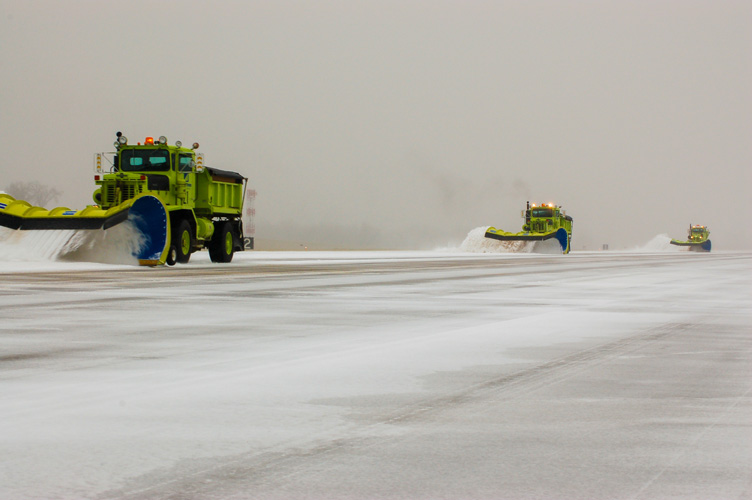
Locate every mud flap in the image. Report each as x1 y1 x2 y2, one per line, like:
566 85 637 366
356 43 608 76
128 195 170 265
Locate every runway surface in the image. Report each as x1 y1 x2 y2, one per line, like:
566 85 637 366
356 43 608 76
1 250 750 499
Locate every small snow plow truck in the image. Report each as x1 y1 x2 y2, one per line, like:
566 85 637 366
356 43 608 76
485 201 573 254
670 224 711 252
0 132 247 265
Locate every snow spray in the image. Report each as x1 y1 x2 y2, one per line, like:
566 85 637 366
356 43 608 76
0 221 144 264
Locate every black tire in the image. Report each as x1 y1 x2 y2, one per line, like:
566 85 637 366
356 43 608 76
165 245 177 266
209 221 235 263
174 220 193 264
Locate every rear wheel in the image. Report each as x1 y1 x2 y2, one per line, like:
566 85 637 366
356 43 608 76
174 220 193 264
209 221 235 263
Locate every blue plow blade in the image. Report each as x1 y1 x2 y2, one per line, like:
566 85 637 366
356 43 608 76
554 227 569 253
127 195 170 266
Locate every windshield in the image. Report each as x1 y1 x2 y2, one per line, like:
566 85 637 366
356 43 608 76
118 149 171 172
691 228 705 233
531 208 553 218
178 154 194 172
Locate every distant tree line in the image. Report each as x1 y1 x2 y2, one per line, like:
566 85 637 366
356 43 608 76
3 181 62 207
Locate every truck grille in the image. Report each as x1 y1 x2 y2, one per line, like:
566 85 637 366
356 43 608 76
102 182 141 207
531 221 551 232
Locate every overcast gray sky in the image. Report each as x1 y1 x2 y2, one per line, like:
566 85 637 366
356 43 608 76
1 0 750 250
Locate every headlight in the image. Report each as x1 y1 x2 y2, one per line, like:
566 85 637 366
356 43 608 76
118 135 128 145
175 140 182 148
158 136 167 145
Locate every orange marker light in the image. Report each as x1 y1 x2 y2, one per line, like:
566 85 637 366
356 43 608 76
145 137 154 145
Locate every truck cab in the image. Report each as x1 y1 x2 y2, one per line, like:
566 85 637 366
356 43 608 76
522 202 573 235
688 225 709 242
94 136 203 209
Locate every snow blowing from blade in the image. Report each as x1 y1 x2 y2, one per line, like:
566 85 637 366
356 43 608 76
460 227 534 253
531 238 567 254
459 226 563 254
631 234 682 253
0 221 145 265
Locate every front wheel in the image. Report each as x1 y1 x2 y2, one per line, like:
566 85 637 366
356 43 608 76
209 221 235 263
174 220 193 264
165 245 177 266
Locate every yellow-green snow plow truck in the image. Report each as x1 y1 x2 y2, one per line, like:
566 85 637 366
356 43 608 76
0 132 247 265
670 224 711 252
485 201 573 254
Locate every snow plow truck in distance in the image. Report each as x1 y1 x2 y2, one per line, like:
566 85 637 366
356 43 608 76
670 224 711 252
485 201 573 254
0 132 247 265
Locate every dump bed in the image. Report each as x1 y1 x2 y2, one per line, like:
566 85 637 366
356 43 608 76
194 167 246 217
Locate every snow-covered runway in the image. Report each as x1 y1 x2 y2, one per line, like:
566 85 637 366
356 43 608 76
1 251 750 499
